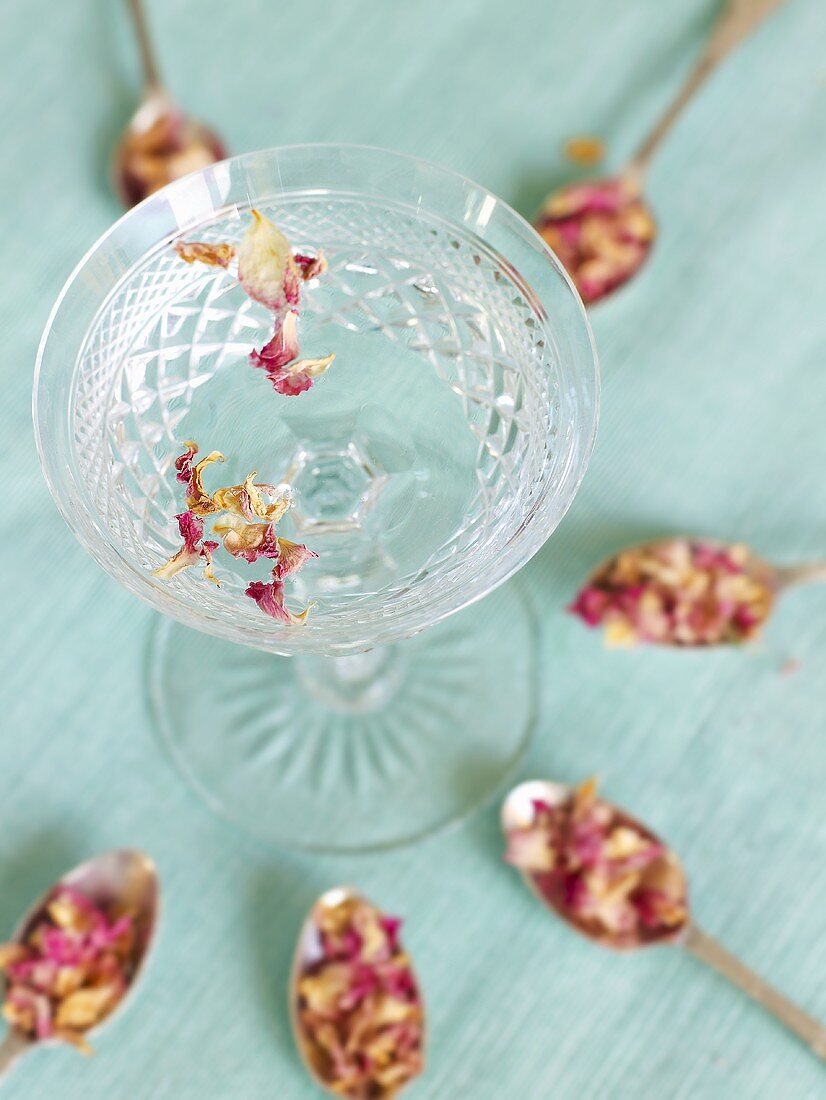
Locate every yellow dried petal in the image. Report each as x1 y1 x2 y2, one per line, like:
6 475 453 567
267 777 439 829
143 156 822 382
174 240 235 268
604 826 650 861
187 450 225 516
54 1027 95 1056
563 135 605 167
212 474 292 524
150 544 201 580
55 985 119 1030
0 943 28 970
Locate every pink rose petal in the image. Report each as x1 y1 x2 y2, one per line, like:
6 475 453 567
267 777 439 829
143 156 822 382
237 209 301 312
245 573 313 624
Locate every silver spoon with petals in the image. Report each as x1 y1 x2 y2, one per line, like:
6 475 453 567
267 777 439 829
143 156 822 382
291 886 426 1099
502 779 826 1060
0 850 159 1079
536 0 790 304
113 0 226 208
569 536 826 647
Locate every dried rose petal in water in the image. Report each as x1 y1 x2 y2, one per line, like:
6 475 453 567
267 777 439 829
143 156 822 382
294 250 328 281
252 343 336 397
246 573 313 625
505 778 688 949
174 440 225 517
150 442 316 623
569 538 776 647
151 511 220 585
274 538 318 579
173 211 334 395
0 886 136 1053
249 309 300 372
536 175 655 305
237 209 301 312
235 211 334 393
250 310 335 396
295 896 424 1097
213 514 317 574
211 471 293 524
173 240 235 268
213 515 280 563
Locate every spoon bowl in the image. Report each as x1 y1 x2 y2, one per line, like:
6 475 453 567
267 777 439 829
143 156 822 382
0 850 159 1075
502 779 689 950
291 886 425 1098
113 89 225 208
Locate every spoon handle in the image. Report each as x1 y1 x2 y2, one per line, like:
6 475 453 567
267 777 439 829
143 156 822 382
683 924 826 1060
773 561 826 590
0 1031 28 1080
628 0 790 176
127 0 162 92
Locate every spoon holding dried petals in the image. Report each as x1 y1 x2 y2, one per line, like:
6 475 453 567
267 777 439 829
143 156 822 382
291 887 426 1098
536 0 790 304
0 850 159 1079
569 536 826 647
112 0 226 208
502 779 826 1061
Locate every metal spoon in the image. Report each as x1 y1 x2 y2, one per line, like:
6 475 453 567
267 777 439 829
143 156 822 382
291 886 426 1098
572 536 826 647
536 0 790 304
0 850 160 1079
112 0 226 208
502 780 826 1060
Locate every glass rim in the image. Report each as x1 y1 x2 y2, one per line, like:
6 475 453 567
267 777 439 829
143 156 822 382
33 142 600 654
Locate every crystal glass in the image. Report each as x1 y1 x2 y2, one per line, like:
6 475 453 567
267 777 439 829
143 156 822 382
34 145 598 851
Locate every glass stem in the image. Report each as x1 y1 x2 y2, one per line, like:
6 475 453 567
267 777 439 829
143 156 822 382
296 648 404 713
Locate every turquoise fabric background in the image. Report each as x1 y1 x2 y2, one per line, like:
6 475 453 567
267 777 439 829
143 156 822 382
2 1 825 1096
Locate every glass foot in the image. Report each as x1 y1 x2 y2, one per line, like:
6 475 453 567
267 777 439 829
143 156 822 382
148 584 536 852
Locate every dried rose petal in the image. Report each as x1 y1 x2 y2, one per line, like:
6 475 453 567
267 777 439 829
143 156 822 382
173 240 235 268
569 538 775 647
274 538 318 579
174 440 225 517
563 135 605 167
249 307 335 396
172 211 333 395
237 208 301 312
213 515 280 563
536 175 655 305
55 985 120 1031
294 250 328 281
150 443 317 611
296 897 424 1098
249 309 301 372
246 573 313 625
151 511 220 585
0 887 135 1052
504 827 556 872
211 471 292 524
213 514 315 576
0 944 28 970
505 778 688 948
254 350 336 396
